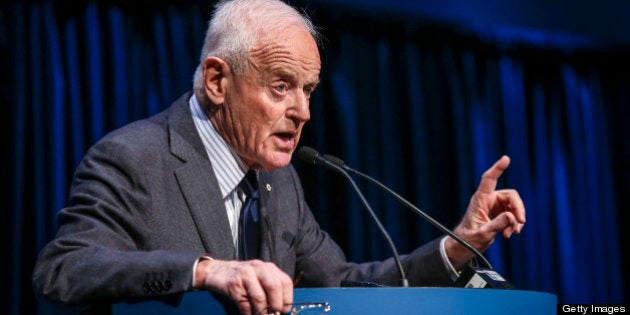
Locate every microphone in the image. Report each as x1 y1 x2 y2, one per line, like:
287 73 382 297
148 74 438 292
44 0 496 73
298 146 410 288
320 152 515 289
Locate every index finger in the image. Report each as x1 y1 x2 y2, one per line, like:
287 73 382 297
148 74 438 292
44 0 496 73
477 155 511 194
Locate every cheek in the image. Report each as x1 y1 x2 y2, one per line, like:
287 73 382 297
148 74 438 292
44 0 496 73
254 103 286 135
238 105 279 154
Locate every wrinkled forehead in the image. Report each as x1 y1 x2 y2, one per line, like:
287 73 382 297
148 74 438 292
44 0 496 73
248 26 321 73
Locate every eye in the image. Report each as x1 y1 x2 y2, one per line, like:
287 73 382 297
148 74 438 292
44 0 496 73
304 84 317 97
274 83 288 93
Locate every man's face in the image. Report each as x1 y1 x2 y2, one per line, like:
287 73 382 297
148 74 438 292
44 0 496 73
213 27 321 171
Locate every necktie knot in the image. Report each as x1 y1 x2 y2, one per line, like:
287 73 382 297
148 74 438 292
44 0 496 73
239 170 259 199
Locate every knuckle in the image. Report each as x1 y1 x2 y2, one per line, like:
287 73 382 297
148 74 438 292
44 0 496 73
281 273 293 285
266 277 283 291
238 263 256 275
226 279 244 293
250 291 267 305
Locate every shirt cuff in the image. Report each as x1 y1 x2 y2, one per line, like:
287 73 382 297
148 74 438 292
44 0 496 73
439 236 460 282
192 256 213 288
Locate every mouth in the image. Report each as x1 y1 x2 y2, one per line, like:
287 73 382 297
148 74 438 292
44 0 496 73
276 131 295 141
273 130 298 149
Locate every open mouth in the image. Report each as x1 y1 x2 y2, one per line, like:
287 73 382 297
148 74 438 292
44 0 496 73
276 132 294 141
273 131 298 149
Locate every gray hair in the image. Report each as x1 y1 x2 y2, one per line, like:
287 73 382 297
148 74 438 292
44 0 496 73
192 0 319 102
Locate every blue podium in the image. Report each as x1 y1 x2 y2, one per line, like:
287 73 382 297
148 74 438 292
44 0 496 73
113 287 557 314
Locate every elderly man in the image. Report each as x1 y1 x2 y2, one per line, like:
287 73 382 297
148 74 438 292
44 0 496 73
32 0 525 314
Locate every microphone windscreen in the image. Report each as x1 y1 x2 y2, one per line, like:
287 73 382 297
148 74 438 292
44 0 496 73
297 146 320 164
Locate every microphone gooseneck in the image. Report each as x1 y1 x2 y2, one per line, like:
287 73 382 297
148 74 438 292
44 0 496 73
321 153 494 269
298 146 410 287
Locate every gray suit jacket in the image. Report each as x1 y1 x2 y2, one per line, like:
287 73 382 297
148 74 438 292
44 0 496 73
32 92 454 308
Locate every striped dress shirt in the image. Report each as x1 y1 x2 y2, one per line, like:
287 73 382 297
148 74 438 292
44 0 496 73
189 95 250 249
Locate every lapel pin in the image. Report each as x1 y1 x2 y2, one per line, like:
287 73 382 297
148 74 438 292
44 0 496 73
265 183 272 192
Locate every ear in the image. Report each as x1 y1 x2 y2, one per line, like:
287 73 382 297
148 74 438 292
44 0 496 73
202 57 230 105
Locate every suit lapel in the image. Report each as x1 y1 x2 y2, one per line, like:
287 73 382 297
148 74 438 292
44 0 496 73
167 93 236 259
257 172 275 263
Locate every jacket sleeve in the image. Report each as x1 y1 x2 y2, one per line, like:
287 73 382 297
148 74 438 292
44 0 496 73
31 130 201 307
284 166 455 288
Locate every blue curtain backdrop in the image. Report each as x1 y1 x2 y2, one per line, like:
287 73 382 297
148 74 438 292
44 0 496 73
3 1 629 314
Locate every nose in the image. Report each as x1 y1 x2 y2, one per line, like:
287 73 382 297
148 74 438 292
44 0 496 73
287 90 311 124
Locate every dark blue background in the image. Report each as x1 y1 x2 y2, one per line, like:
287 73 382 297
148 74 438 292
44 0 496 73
3 1 629 313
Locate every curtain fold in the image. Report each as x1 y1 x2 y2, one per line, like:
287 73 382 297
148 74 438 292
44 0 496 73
4 1 628 313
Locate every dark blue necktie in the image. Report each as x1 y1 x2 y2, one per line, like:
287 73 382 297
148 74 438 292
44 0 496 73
238 170 260 260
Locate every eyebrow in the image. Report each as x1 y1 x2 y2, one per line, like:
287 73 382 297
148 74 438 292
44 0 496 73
269 68 320 86
269 68 298 80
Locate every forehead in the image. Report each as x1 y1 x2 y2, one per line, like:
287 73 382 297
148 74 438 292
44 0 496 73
247 27 321 79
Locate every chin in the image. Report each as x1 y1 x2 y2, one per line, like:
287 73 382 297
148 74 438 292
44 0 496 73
261 153 293 171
